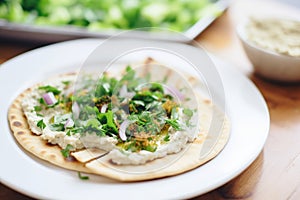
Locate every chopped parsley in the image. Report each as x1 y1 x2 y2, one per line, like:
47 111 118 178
163 134 170 142
37 119 46 130
183 108 193 117
97 111 118 134
39 97 46 105
61 144 73 158
66 130 71 136
165 119 182 131
34 106 42 112
183 108 194 126
34 66 196 154
49 114 71 131
77 172 89 180
38 85 61 95
62 81 71 86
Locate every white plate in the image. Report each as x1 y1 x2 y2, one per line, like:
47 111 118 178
0 39 269 199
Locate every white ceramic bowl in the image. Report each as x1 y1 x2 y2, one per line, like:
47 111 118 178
237 21 300 82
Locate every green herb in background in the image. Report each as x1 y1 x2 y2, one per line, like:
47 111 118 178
0 0 220 32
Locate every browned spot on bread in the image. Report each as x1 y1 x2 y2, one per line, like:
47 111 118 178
46 143 56 147
25 88 32 92
17 131 24 135
204 99 211 104
65 72 77 76
49 154 56 159
193 140 203 144
166 69 173 77
11 104 17 109
13 121 22 127
188 76 196 84
40 150 46 155
10 115 16 120
193 137 205 144
144 57 154 65
66 156 76 162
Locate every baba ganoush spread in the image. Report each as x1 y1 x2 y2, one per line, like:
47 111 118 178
246 18 300 57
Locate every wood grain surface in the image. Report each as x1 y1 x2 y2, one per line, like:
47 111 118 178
1 0 300 199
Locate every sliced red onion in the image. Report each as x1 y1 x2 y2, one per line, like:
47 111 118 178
127 91 135 99
163 85 184 101
119 85 127 97
119 119 130 141
119 85 135 99
72 102 80 119
64 118 74 129
43 92 57 105
100 104 108 113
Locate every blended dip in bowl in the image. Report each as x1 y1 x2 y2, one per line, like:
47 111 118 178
238 17 300 82
246 18 300 57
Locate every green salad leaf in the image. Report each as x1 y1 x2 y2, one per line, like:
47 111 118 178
0 0 220 32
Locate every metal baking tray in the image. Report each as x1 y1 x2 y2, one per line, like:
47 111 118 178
0 0 229 43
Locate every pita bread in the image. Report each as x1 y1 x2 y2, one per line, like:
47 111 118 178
7 59 230 181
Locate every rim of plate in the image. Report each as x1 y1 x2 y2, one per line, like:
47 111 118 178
0 39 269 200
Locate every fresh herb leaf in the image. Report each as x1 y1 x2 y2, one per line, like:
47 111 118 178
54 114 71 123
163 134 170 142
70 127 84 134
77 172 89 180
34 106 42 112
143 145 157 152
165 119 181 131
121 66 135 82
183 108 193 117
97 110 118 134
86 118 100 128
49 114 71 131
132 91 156 104
61 144 73 158
150 83 164 93
66 130 71 136
62 81 71 86
162 75 168 83
38 85 61 95
49 123 64 131
39 97 46 105
37 119 46 130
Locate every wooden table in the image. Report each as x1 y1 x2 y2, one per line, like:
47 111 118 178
1 0 300 199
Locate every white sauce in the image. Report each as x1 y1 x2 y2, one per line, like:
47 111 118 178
108 130 191 165
22 76 197 165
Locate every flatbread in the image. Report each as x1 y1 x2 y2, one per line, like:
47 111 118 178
8 84 92 174
85 100 230 181
7 59 230 182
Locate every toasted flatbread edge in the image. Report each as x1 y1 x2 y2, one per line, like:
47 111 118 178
7 64 230 182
